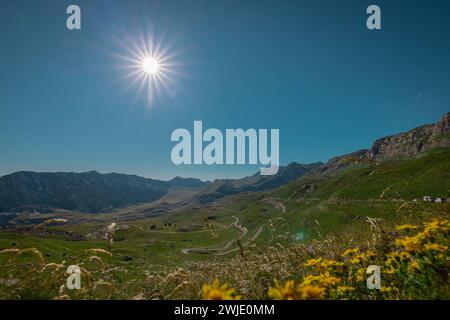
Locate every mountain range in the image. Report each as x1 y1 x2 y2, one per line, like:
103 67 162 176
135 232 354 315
0 171 208 213
0 112 448 214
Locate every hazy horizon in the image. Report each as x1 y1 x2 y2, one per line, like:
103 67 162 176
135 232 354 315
0 110 447 181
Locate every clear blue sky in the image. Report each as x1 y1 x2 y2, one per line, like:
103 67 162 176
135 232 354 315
1 0 449 180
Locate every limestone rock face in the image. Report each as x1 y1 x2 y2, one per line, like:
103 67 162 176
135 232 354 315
368 112 450 161
309 112 450 176
433 112 450 135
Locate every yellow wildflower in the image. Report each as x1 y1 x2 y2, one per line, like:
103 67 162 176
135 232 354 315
395 236 424 253
269 280 327 300
342 248 359 257
423 218 449 235
302 274 323 285
304 258 322 268
424 243 448 252
202 279 240 300
298 285 324 300
302 273 341 287
386 251 411 262
366 250 376 258
304 258 343 271
356 268 366 282
350 254 368 265
268 280 297 300
385 264 396 274
380 286 394 293
336 286 355 295
395 224 418 231
385 251 412 273
407 260 420 272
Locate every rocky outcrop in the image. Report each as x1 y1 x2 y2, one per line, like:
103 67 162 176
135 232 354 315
367 112 450 161
306 112 450 177
310 149 368 176
433 112 450 135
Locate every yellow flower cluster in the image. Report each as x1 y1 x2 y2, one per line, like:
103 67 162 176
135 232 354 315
302 273 341 287
268 269 352 300
395 224 418 231
304 257 344 271
385 251 412 274
267 217 449 300
389 218 449 267
269 256 353 300
202 218 449 300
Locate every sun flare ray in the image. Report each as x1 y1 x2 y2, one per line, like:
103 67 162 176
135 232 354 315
113 32 182 107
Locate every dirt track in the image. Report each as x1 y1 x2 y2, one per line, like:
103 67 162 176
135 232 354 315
181 216 247 254
264 198 286 213
181 198 286 255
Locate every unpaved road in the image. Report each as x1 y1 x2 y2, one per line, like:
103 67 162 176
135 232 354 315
181 198 285 255
181 216 247 254
264 198 286 213
217 224 264 256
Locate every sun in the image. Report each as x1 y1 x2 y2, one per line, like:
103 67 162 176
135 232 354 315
142 56 160 75
113 33 183 107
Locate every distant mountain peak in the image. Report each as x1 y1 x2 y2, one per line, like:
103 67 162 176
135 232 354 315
168 176 210 188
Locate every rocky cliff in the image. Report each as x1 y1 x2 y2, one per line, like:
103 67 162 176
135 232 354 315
367 112 450 160
307 112 450 176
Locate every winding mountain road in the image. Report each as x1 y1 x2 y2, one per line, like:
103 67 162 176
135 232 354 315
181 216 247 254
264 198 286 213
181 198 286 255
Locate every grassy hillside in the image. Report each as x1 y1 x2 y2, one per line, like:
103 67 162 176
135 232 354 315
274 148 450 201
259 148 450 237
0 148 449 299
